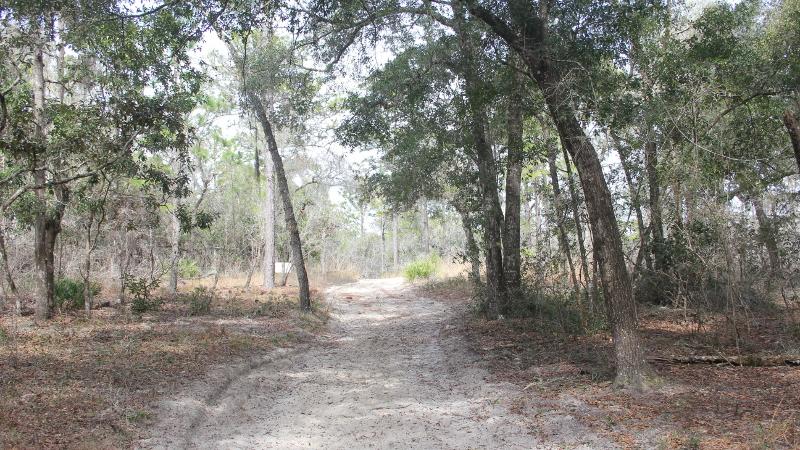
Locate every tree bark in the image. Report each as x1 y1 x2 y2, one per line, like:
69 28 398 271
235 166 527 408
502 62 524 291
547 141 582 312
468 1 655 388
0 225 20 314
562 146 592 309
168 210 180 294
753 197 780 277
263 155 276 288
453 5 507 318
456 205 482 286
248 93 311 311
31 31 65 320
644 140 665 271
392 212 399 271
783 109 800 173
614 139 652 274
380 215 386 274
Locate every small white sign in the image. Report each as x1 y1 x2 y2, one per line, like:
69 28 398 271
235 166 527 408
275 262 292 274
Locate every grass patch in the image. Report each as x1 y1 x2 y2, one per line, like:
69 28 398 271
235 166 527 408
403 254 440 282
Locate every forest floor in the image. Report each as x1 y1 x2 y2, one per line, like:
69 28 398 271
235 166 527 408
0 282 329 449
139 277 615 449
3 277 798 449
422 279 800 449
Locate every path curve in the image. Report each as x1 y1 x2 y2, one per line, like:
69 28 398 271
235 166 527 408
140 278 610 449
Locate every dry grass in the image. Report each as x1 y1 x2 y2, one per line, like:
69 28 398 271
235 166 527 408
424 278 800 449
0 279 329 449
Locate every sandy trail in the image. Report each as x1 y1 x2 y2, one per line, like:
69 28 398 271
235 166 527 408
140 278 611 449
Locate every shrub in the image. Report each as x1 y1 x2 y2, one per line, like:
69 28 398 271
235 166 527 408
126 276 161 313
54 277 101 310
178 258 200 278
187 286 213 316
403 254 440 281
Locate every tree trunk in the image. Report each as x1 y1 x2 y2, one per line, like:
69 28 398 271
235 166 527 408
753 197 780 277
562 146 592 309
168 210 180 294
644 140 665 271
547 141 582 312
502 62 524 291
453 6 507 318
83 222 94 316
31 31 62 320
0 225 20 314
392 212 399 271
249 93 311 311
467 0 654 386
456 206 482 286
263 156 276 288
615 140 652 274
783 109 800 173
420 198 430 254
380 215 386 274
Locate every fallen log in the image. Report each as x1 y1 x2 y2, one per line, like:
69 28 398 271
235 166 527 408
650 355 800 367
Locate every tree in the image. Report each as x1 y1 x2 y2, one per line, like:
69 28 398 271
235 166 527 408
0 2 204 318
467 0 657 388
229 32 317 311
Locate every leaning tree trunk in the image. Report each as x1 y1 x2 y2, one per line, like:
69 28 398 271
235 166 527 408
784 109 800 173
537 68 655 389
262 156 276 288
467 0 655 386
249 94 311 311
502 62 524 291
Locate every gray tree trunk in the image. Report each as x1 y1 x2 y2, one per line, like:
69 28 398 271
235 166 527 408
263 156 276 288
502 62 524 291
168 210 180 295
392 212 399 271
248 93 311 311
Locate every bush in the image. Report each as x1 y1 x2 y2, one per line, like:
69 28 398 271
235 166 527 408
187 287 213 316
403 254 440 281
126 276 161 313
178 258 200 278
54 277 101 310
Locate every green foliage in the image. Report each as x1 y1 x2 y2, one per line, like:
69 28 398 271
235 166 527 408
403 254 440 281
54 278 101 311
178 258 200 278
126 276 161 314
186 287 214 316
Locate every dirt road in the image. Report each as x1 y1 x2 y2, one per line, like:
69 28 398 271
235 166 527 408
140 278 612 449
